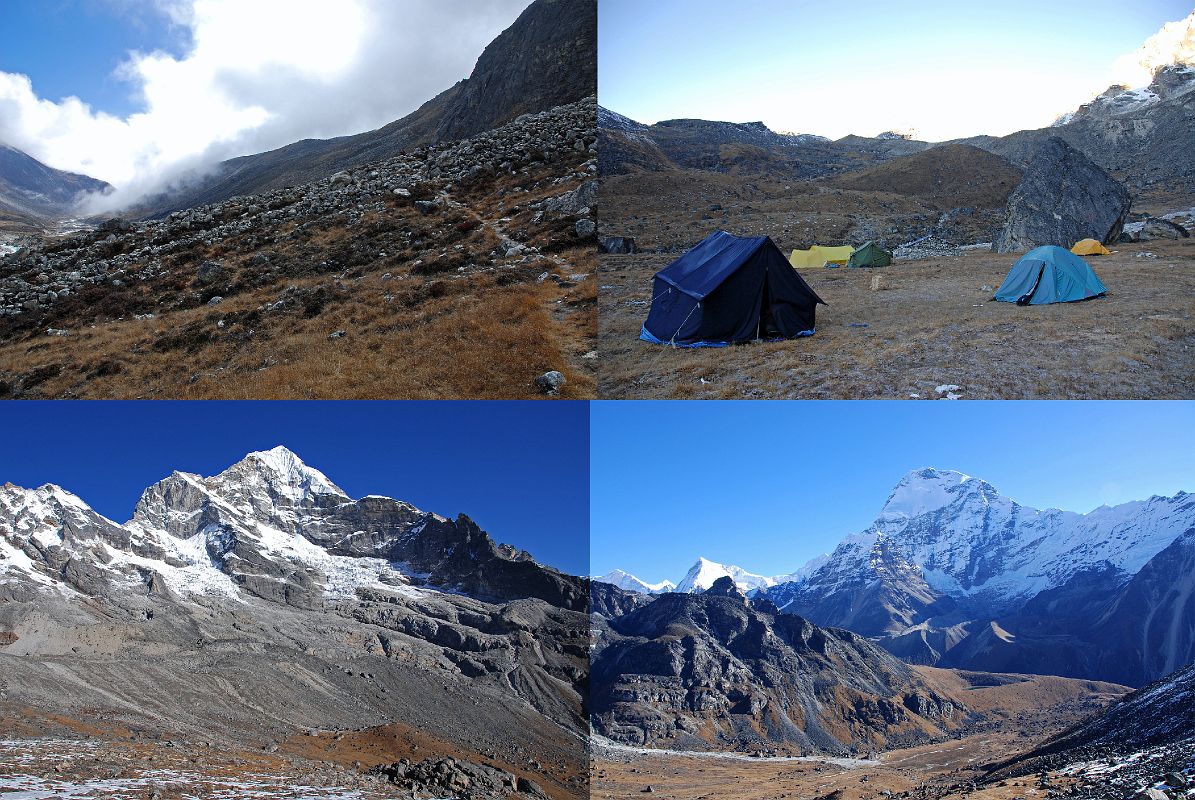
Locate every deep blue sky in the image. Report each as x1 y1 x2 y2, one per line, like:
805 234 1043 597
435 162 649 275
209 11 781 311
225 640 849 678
599 0 1193 140
0 401 589 575
591 401 1195 582
0 1 185 117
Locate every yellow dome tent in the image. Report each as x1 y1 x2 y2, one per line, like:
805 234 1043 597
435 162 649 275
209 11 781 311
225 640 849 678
789 244 855 269
1071 238 1110 256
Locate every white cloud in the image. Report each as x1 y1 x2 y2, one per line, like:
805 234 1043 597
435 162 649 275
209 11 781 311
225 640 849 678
0 0 531 211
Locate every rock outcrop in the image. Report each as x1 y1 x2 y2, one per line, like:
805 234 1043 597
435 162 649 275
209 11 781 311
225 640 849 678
590 590 963 755
992 137 1132 253
435 0 596 143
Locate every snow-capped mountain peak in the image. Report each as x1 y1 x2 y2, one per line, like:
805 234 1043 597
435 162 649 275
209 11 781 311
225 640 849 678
675 557 777 594
219 445 348 501
877 468 999 524
593 569 675 594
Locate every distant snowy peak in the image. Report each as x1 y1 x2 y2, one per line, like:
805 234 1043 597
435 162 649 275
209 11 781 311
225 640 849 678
675 557 777 594
878 468 991 522
593 569 675 594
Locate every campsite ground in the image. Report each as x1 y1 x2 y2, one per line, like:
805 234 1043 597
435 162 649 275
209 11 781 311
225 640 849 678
597 239 1195 399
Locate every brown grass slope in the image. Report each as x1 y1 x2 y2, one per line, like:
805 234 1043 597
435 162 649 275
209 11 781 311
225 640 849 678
828 144 1023 209
0 165 596 399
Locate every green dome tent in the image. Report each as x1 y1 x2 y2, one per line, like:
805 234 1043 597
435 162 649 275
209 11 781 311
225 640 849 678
847 241 892 268
993 245 1106 305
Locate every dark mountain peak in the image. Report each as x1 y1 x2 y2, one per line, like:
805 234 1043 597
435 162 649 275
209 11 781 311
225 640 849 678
433 0 596 143
704 575 747 601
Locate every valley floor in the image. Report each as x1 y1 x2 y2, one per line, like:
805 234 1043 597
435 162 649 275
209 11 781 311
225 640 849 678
598 239 1195 399
593 731 1113 800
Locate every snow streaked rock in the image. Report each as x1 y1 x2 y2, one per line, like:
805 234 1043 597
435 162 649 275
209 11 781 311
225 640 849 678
0 447 434 603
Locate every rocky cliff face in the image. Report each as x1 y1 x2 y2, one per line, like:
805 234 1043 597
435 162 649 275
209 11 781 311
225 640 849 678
590 585 964 755
0 447 589 797
435 0 596 143
958 63 1195 199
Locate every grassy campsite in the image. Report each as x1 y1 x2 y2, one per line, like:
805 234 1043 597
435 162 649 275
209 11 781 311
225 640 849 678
599 237 1195 399
596 2 1195 400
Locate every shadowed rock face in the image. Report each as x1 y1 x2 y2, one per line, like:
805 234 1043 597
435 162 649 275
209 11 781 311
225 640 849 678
590 591 962 756
992 137 1132 253
435 0 597 143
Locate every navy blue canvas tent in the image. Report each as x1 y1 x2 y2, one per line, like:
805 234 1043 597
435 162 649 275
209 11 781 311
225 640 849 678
993 245 1107 305
641 231 825 347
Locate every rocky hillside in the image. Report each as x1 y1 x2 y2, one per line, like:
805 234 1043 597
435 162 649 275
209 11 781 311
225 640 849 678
0 446 589 798
136 0 596 219
591 577 966 756
434 0 596 142
984 662 1195 797
0 145 109 226
0 97 598 399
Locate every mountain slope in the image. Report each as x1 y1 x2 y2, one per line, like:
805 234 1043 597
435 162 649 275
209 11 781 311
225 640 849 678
761 469 1195 686
0 145 109 225
136 0 596 219
0 447 589 797
984 661 1195 790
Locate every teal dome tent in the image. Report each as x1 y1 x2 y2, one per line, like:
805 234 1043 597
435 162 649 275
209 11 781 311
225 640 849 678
993 245 1107 305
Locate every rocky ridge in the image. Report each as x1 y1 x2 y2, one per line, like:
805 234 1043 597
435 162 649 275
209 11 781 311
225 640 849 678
590 577 965 756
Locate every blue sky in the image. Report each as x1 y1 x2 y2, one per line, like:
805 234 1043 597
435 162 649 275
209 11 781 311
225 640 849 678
0 401 588 575
591 401 1195 582
0 0 185 117
599 0 1194 141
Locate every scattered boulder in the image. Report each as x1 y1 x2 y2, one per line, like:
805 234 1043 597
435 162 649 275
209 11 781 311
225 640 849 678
574 218 596 238
544 179 597 215
598 236 637 254
195 260 226 286
97 218 134 234
367 756 527 799
1140 218 1190 240
992 137 1131 253
535 371 566 395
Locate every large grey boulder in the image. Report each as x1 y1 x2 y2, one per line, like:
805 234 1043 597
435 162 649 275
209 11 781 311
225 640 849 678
992 137 1131 253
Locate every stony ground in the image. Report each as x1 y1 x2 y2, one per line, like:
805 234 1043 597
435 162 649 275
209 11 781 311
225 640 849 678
598 239 1195 399
0 99 597 399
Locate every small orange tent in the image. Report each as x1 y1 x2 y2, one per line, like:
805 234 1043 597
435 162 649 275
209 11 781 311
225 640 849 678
1071 238 1110 256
